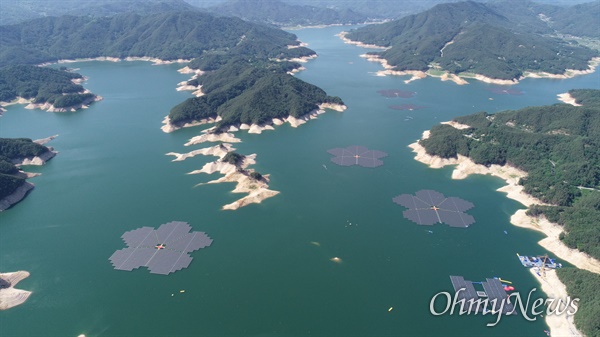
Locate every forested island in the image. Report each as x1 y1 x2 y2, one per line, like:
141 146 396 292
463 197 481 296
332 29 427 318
344 1 599 82
169 58 344 130
418 89 600 336
0 138 56 211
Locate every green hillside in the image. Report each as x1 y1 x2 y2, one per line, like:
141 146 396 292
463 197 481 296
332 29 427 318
557 268 600 337
0 11 312 67
346 1 598 80
0 65 94 107
169 58 343 128
0 138 51 200
420 89 600 259
420 89 600 335
0 11 343 126
0 0 197 25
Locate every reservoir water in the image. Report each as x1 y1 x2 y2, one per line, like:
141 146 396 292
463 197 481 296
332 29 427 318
1 26 599 336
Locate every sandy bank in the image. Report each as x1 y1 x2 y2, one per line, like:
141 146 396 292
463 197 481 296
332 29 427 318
0 182 34 212
287 66 307 75
511 210 600 274
161 115 222 133
188 151 280 210
0 271 32 310
528 269 582 337
176 82 204 97
176 66 205 96
360 54 467 85
409 132 541 206
361 54 599 86
178 66 205 76
41 56 191 66
166 143 234 162
33 134 59 145
162 102 346 134
287 41 309 49
271 54 318 64
464 74 517 85
12 148 58 167
521 57 600 81
1 95 102 113
184 131 242 146
557 93 582 107
337 32 389 50
283 103 347 128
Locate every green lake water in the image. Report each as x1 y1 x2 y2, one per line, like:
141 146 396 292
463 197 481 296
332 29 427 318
1 26 599 337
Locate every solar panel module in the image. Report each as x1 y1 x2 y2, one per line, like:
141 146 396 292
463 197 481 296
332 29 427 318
109 221 213 275
393 190 475 227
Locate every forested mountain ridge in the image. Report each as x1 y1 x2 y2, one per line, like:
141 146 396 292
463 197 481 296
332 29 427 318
0 11 314 67
282 0 595 20
346 1 599 80
0 12 342 123
209 0 369 27
0 0 197 26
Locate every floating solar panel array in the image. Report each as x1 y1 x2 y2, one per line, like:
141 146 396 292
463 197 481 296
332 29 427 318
327 146 388 168
109 221 213 275
393 190 475 227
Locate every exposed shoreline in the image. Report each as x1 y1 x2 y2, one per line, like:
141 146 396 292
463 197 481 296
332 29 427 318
344 34 600 85
165 102 345 210
0 271 32 310
0 182 34 212
557 92 582 106
337 31 390 50
38 56 192 67
0 136 58 211
174 143 280 210
161 102 347 134
0 94 102 113
528 269 582 337
5 55 192 113
409 123 600 336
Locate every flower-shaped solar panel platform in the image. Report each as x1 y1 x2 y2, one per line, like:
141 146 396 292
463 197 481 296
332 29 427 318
109 221 213 275
393 190 475 228
327 145 388 168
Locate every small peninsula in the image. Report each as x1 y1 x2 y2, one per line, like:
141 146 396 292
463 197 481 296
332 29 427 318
0 271 32 310
166 58 346 132
0 137 58 211
167 142 280 210
343 1 599 84
410 89 600 337
0 65 100 113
